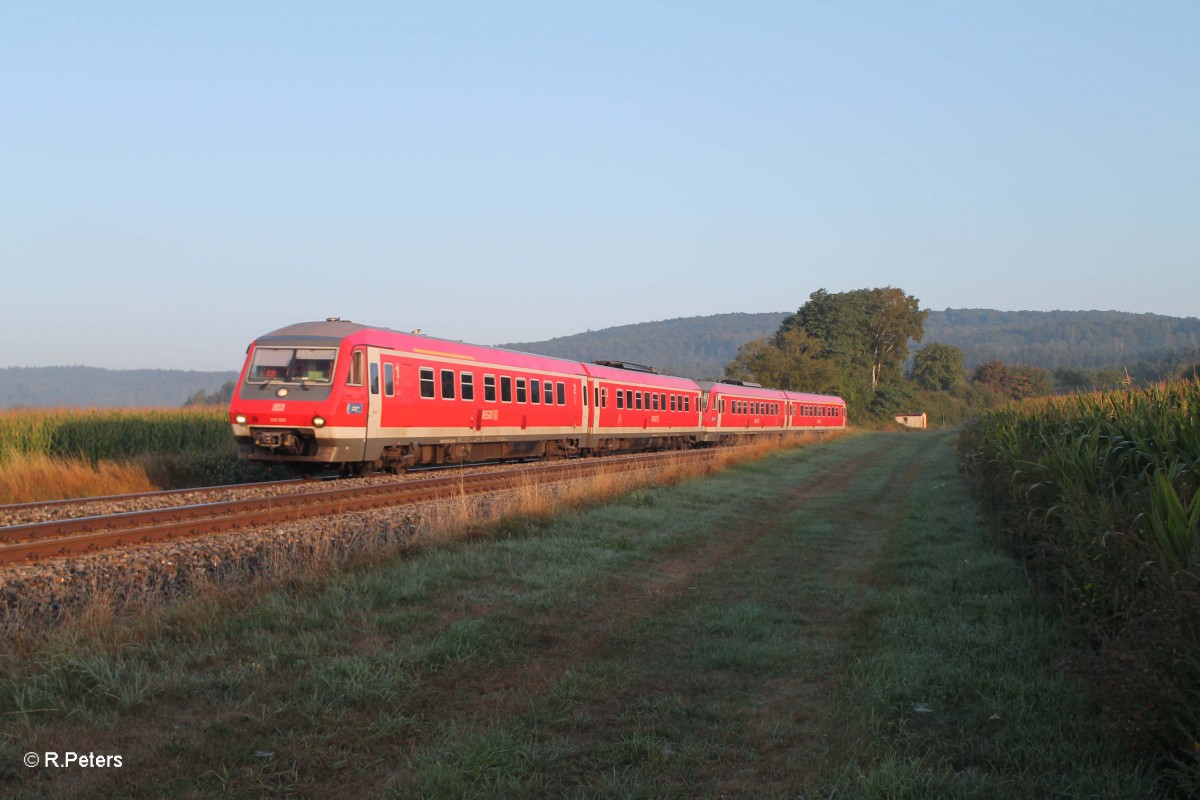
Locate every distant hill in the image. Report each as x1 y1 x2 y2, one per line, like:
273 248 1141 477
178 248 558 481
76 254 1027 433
0 367 239 409
5 309 1197 407
502 312 790 380
504 309 1200 378
924 309 1200 370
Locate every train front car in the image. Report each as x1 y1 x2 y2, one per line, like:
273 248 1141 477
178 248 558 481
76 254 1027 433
230 319 369 471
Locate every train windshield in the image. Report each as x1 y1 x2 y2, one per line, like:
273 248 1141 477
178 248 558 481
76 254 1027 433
247 347 337 384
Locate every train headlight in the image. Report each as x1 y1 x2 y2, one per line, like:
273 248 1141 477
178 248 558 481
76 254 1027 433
235 414 247 425
312 415 326 428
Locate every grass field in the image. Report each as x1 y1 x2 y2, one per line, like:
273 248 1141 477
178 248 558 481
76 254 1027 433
0 431 1162 798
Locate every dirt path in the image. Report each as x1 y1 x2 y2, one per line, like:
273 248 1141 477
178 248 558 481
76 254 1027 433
389 431 949 797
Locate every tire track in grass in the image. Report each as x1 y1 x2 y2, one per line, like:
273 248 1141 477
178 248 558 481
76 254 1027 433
425 438 884 721
400 433 942 796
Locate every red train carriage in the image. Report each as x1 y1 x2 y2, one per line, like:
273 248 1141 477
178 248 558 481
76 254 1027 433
231 320 592 472
583 361 702 453
782 390 847 432
697 380 790 443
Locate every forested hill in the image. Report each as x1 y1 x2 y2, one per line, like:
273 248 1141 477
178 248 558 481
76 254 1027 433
925 309 1200 370
504 309 1200 379
0 367 239 409
5 309 1197 407
502 313 790 380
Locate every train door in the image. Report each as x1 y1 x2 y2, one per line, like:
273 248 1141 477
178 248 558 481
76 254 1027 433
364 347 384 459
339 347 370 462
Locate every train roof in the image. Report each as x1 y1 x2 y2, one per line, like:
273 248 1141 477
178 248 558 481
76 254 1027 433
583 361 700 390
252 320 590 376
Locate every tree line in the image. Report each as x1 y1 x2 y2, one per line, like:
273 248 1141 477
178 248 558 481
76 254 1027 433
724 288 1200 424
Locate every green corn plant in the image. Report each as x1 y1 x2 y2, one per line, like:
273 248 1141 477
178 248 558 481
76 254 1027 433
1142 467 1200 569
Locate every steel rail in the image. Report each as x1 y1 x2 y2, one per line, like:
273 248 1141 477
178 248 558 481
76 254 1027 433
0 449 717 564
0 478 307 515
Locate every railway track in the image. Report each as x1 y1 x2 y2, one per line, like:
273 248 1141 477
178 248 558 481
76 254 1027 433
0 450 718 564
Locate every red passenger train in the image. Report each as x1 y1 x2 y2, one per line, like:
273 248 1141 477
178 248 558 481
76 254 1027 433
229 319 846 473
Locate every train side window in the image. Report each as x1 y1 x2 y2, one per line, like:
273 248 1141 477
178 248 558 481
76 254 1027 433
370 363 379 395
556 382 565 405
531 379 541 404
601 387 607 408
484 374 496 402
635 392 642 410
501 376 512 403
348 350 365 386
651 394 658 411
461 372 475 401
685 396 690 412
516 378 527 403
441 369 456 400
544 382 553 404
625 390 632 408
384 363 395 397
616 389 624 409
419 367 435 399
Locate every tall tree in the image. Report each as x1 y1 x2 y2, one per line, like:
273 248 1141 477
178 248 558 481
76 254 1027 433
725 328 840 392
781 287 927 390
971 361 1050 400
910 342 966 391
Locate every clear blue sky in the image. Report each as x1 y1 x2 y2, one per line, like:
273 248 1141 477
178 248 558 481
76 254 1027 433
3 1 1197 370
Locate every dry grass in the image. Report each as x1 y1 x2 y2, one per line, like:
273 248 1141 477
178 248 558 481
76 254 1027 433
0 452 159 504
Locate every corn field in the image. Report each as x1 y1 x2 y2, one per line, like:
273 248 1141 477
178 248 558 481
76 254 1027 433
958 379 1200 785
961 379 1200 568
0 407 232 463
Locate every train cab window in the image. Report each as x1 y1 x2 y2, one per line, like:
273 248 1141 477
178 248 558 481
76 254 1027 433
544 382 553 404
461 372 475 401
516 378 527 403
501 376 512 403
347 350 365 386
419 367 435 399
556 382 565 405
384 363 395 397
441 369 456 400
484 375 496 402
531 379 541 404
